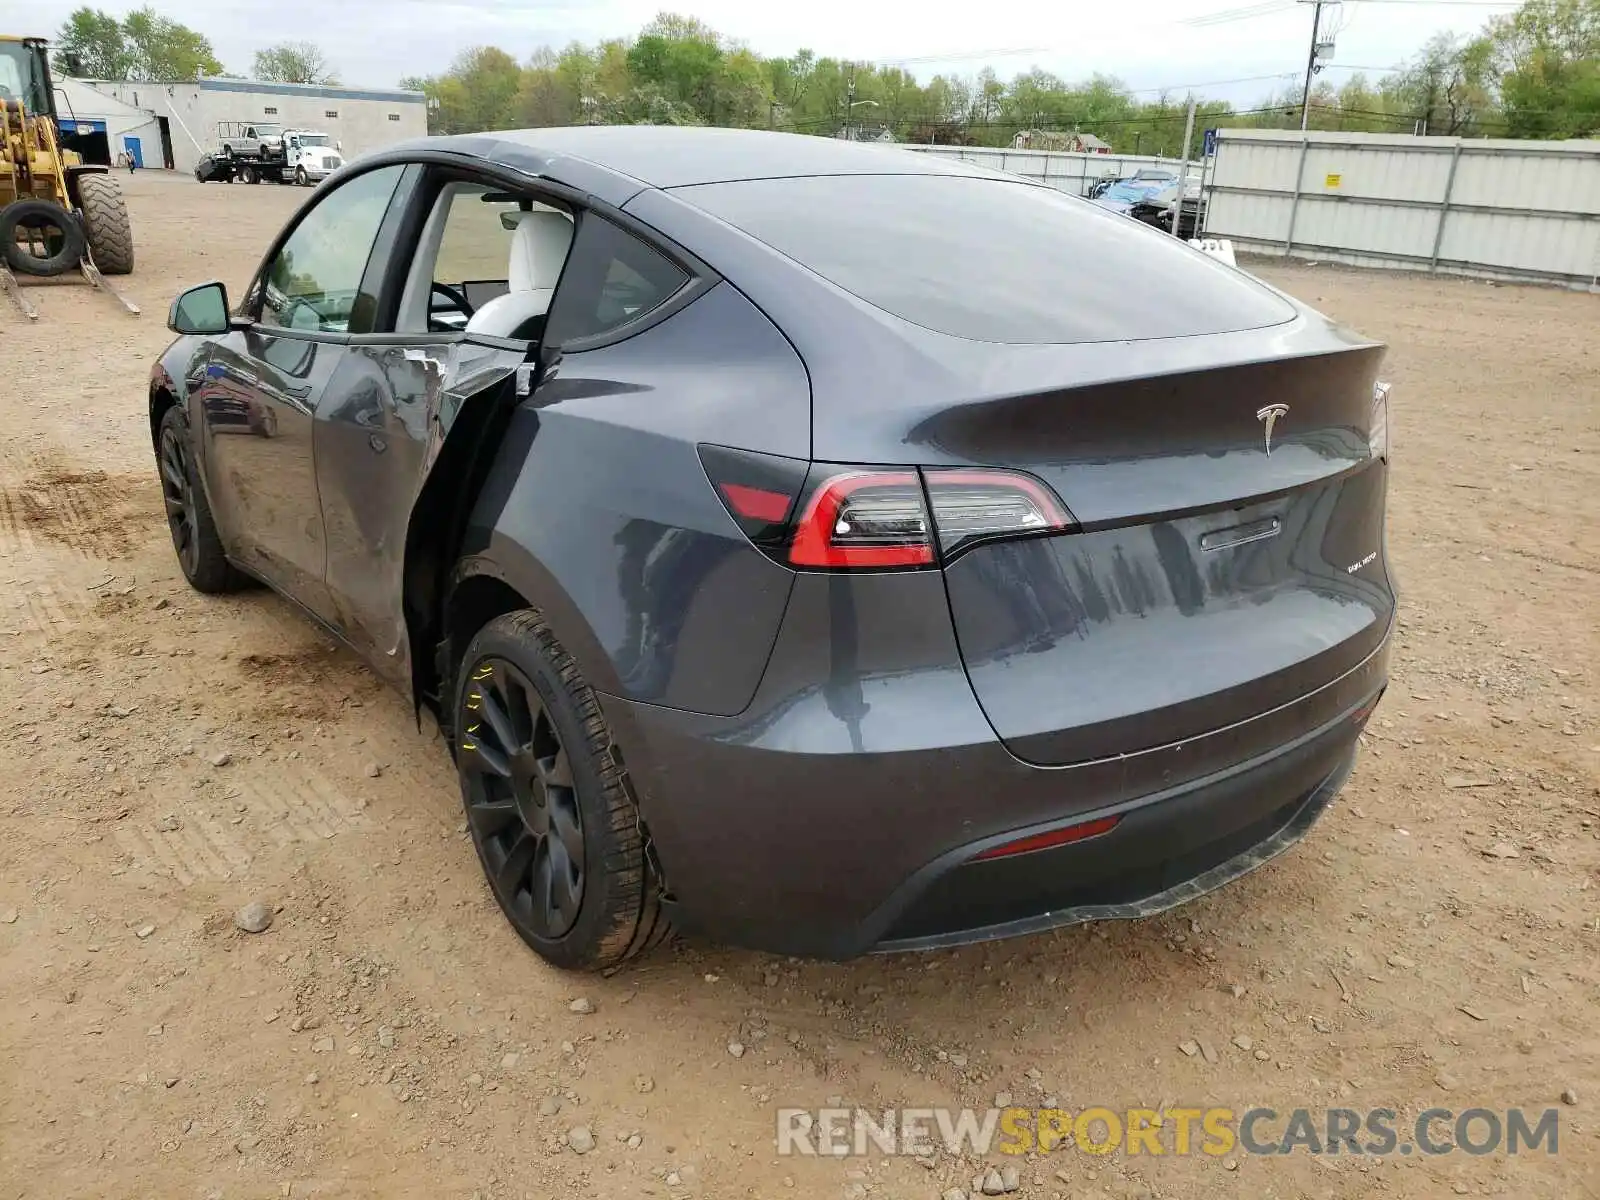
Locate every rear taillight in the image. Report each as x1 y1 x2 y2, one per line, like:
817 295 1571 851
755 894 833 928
789 471 932 568
1370 380 1391 461
923 469 1074 559
701 448 1076 570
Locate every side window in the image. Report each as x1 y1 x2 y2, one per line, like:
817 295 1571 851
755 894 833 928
258 165 405 335
396 179 574 335
433 184 521 299
543 215 690 347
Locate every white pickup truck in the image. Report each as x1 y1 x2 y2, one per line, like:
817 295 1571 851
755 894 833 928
216 121 285 163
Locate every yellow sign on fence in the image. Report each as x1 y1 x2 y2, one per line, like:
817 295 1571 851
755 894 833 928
1325 173 1343 189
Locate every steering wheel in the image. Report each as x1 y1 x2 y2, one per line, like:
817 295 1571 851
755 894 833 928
430 281 474 319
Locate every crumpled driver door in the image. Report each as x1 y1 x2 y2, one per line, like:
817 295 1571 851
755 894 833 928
313 336 532 689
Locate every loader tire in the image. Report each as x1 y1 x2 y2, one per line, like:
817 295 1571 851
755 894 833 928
78 174 134 275
0 199 85 278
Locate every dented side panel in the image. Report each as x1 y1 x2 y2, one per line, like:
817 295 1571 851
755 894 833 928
314 338 527 688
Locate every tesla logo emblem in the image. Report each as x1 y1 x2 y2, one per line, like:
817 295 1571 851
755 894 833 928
1256 403 1289 456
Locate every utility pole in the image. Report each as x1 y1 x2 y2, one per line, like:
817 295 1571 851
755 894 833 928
1300 0 1323 131
1299 0 1339 131
1169 96 1198 239
844 64 855 141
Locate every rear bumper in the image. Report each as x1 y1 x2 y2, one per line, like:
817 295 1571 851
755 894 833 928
600 570 1389 960
873 727 1357 952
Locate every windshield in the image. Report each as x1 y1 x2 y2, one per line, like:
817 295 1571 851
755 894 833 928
297 134 332 147
0 42 49 115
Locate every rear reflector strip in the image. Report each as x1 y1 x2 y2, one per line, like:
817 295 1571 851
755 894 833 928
719 482 793 523
970 815 1122 862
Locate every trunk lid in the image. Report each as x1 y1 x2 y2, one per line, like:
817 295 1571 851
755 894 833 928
935 343 1395 767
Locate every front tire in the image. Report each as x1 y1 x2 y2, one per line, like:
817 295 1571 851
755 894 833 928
77 173 134 275
295 166 309 187
157 407 244 594
455 610 670 971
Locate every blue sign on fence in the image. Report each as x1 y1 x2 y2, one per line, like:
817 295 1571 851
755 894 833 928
1203 128 1219 157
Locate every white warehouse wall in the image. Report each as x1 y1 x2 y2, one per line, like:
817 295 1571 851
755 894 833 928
55 76 162 165
79 78 427 174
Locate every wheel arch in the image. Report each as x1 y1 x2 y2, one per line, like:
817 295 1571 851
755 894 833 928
424 548 623 738
148 375 180 448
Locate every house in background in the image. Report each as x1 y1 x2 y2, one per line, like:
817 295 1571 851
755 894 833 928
1011 130 1112 153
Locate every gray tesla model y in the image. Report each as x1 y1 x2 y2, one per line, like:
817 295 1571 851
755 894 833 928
150 127 1395 969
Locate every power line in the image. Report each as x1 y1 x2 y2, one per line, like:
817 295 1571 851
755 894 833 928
1182 2 1301 26
1126 72 1300 94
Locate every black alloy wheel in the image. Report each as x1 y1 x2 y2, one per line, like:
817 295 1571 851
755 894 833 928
155 407 244 593
459 656 586 939
159 418 200 578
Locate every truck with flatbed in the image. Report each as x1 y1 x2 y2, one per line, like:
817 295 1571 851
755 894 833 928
212 123 345 186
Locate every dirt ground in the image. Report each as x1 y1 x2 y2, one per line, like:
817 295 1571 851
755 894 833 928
1 170 1596 1200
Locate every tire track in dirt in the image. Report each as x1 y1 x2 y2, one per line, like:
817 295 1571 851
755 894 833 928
114 809 253 887
2 462 161 560
235 769 367 848
113 766 367 886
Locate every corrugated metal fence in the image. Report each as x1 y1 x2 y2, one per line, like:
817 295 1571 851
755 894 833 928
904 144 1189 197
1202 128 1600 290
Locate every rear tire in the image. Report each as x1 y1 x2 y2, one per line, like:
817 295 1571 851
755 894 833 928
157 407 245 594
77 174 134 275
455 610 671 971
239 164 257 185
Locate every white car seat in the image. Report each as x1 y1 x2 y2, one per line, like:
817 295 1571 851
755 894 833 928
464 209 574 339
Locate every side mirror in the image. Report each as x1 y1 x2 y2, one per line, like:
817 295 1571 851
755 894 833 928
336 140 343 152
169 281 231 335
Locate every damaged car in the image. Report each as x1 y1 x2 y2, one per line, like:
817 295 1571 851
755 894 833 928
150 127 1395 970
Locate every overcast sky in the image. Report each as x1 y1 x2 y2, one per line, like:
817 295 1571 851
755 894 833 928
17 0 1516 101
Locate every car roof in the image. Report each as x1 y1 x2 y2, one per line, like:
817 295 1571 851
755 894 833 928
406 126 1010 201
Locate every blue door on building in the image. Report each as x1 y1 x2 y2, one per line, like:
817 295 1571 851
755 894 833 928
122 136 143 168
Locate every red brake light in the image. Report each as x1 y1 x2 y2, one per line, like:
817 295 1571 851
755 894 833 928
789 471 934 569
702 448 1077 571
971 815 1121 862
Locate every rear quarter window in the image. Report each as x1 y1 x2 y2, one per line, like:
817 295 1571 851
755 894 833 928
543 214 690 347
674 174 1295 345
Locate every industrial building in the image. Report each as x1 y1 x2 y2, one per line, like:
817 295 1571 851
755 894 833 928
60 77 427 173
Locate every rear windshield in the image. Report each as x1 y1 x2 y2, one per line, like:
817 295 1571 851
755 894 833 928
675 174 1295 345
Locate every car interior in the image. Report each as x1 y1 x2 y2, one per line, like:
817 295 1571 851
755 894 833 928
397 181 576 341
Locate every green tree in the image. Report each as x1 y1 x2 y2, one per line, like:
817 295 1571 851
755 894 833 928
120 6 224 80
253 41 337 85
1488 0 1600 136
53 7 133 78
1386 33 1497 135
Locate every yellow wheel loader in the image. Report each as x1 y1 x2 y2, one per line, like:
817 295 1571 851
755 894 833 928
0 35 137 318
